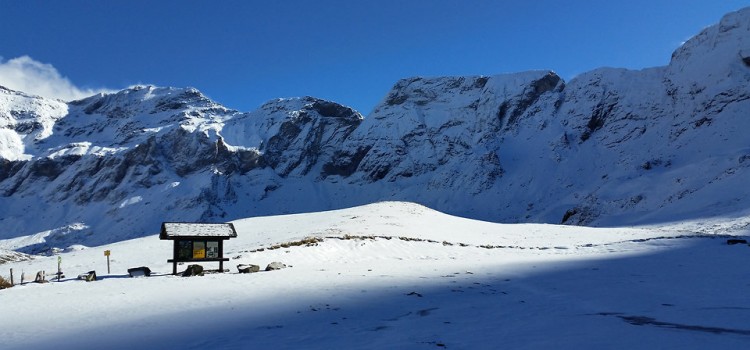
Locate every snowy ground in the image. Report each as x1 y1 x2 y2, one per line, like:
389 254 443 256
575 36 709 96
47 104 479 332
1 202 749 349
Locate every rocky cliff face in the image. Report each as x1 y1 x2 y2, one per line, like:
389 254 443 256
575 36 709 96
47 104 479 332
1 7 750 252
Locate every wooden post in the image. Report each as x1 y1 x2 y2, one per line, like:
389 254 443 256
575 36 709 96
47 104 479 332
219 240 225 272
104 250 111 274
9 268 13 286
173 240 178 275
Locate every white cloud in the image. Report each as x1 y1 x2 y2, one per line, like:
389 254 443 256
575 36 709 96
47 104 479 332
0 55 114 101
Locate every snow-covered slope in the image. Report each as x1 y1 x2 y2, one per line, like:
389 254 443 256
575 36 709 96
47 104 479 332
1 8 750 250
0 86 68 160
1 202 748 349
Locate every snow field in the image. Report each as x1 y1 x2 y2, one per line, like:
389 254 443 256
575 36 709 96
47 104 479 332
1 202 749 349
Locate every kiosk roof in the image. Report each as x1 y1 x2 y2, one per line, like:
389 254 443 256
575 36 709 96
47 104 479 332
160 222 238 239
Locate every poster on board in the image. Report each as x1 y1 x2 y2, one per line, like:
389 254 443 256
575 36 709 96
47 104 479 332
178 241 192 260
207 241 219 258
193 241 206 259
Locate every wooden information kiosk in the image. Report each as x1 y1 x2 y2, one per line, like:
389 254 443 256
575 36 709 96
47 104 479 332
159 222 238 275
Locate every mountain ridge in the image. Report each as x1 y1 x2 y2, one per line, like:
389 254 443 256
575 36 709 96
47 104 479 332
1 7 750 252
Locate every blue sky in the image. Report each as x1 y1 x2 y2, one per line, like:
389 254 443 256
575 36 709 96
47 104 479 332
0 1 747 114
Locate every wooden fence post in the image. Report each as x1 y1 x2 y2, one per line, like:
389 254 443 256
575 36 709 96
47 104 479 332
9 268 14 286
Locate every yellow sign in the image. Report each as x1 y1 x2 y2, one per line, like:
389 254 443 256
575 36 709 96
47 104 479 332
104 250 111 256
193 242 205 259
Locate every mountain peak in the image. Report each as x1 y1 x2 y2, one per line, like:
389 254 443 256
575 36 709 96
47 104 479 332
667 6 750 86
67 85 226 118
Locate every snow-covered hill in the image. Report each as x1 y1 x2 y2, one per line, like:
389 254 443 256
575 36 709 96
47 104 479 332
1 8 750 250
1 202 748 349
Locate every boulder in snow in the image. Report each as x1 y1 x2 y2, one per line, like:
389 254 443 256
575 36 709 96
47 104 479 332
182 264 204 277
237 264 260 273
34 271 47 283
726 239 748 245
77 270 97 282
265 262 286 271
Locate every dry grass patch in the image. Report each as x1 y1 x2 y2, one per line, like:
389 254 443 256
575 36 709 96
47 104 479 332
0 275 12 289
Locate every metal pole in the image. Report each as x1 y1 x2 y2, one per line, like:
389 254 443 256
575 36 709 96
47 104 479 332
107 255 111 274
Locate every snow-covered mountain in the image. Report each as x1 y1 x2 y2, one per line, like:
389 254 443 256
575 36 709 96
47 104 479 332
2 7 750 251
